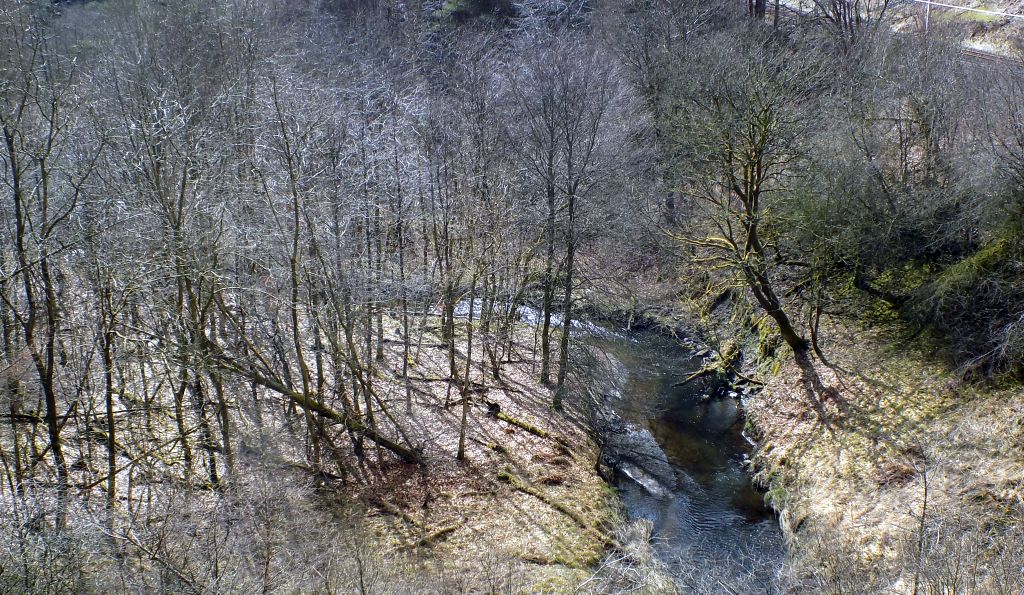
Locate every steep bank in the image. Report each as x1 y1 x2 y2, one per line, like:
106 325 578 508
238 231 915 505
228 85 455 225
341 319 622 592
579 283 1023 592
745 317 1024 592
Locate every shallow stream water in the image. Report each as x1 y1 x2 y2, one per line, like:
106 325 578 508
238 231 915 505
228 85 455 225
480 301 785 588
584 328 785 591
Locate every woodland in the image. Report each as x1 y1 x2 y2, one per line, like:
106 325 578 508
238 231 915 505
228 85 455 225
1 0 1023 592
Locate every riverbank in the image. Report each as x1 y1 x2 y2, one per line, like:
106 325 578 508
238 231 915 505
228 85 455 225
578 278 1024 591
745 316 1024 591
336 318 625 592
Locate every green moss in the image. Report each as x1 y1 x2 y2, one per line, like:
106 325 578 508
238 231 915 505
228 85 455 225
866 297 901 323
743 415 763 441
495 411 550 439
932 238 1009 297
756 317 782 361
764 482 788 509
876 262 931 295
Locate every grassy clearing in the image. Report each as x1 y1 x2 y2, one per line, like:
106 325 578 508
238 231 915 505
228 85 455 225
934 4 1007 24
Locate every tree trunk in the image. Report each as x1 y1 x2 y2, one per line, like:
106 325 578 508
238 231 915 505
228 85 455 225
554 192 577 409
457 274 478 461
540 173 557 386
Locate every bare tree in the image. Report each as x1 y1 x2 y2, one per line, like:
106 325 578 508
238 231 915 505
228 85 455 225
512 36 622 407
669 29 819 357
1 2 101 528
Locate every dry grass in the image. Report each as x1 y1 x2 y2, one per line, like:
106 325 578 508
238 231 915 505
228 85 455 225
746 315 1024 592
0 316 621 594
342 320 621 592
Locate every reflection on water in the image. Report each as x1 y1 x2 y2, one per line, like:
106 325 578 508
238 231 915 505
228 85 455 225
586 329 784 591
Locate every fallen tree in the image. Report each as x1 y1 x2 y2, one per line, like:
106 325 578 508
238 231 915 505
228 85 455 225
208 345 424 465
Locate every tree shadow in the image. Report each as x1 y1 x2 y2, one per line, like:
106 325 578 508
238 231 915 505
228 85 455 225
783 344 938 473
794 350 840 438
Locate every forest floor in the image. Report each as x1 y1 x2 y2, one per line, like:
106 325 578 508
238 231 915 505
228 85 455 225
334 319 623 592
744 315 1024 591
0 310 662 593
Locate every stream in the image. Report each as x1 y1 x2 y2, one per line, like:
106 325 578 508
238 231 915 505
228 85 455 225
583 326 785 592
473 301 786 589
